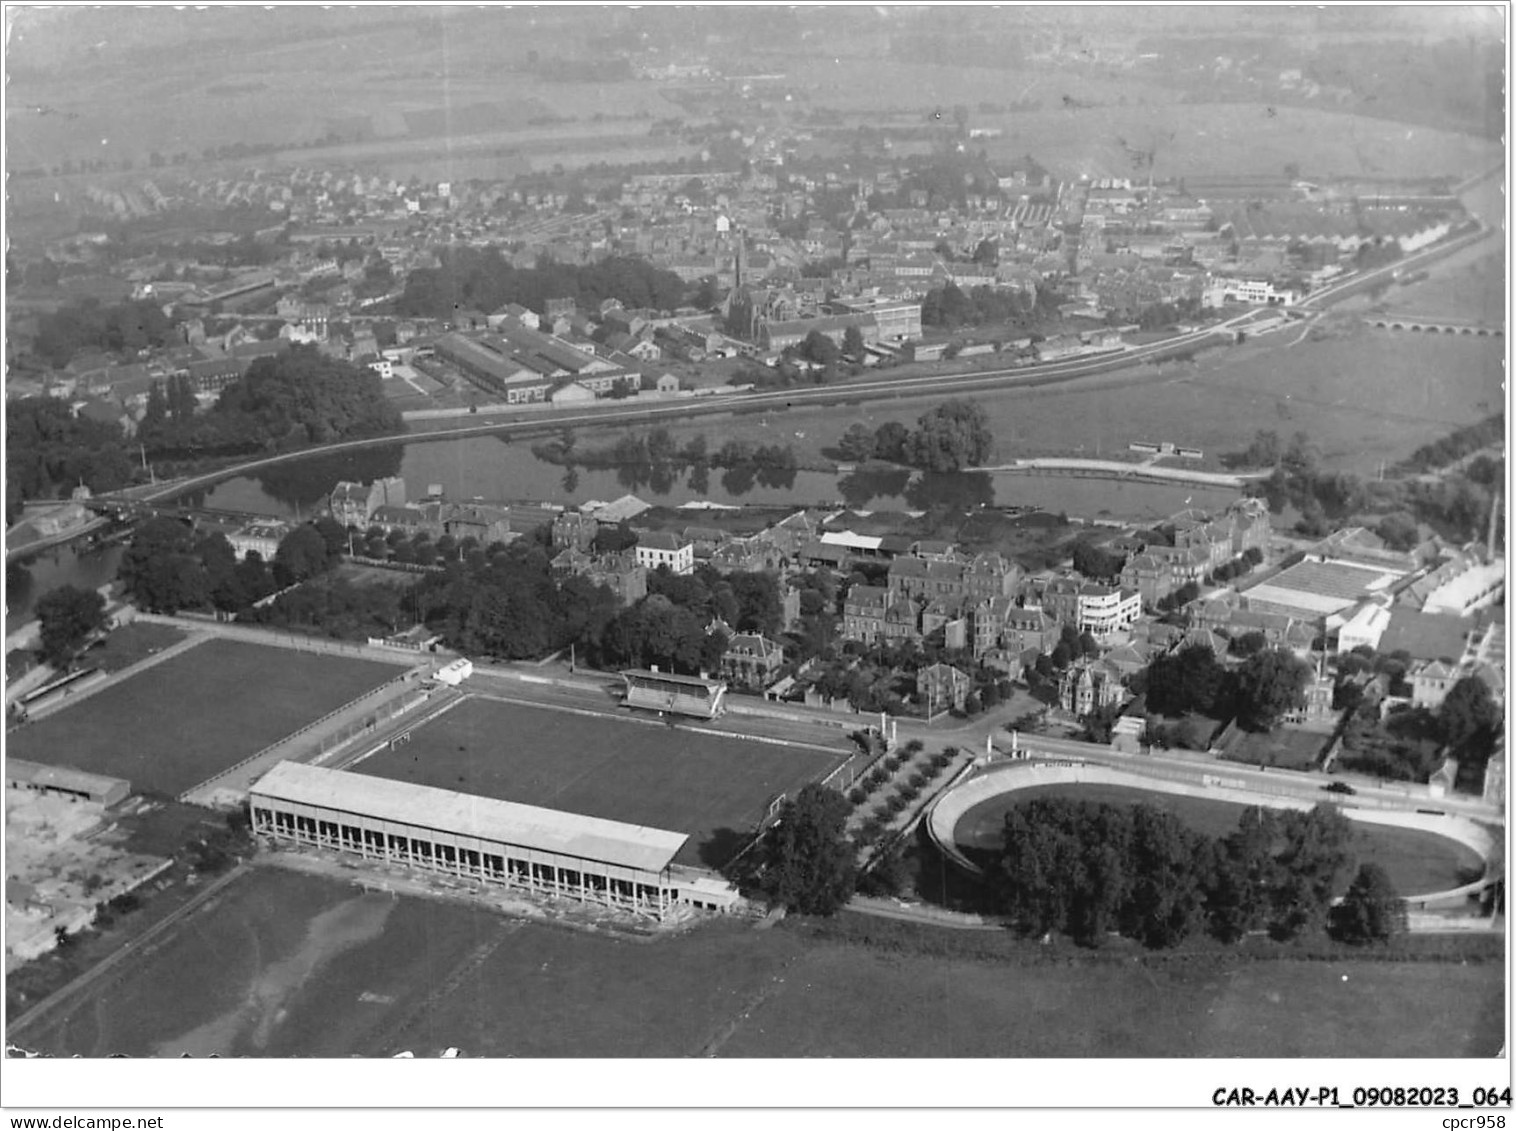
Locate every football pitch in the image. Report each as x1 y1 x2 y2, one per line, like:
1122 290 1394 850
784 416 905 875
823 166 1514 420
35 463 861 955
8 639 403 797
349 695 843 867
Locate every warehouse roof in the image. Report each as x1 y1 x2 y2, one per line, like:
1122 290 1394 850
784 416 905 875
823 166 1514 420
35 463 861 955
7 759 129 799
250 761 686 875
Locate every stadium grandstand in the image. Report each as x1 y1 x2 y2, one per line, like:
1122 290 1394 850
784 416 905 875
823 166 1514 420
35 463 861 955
620 669 728 719
250 761 739 918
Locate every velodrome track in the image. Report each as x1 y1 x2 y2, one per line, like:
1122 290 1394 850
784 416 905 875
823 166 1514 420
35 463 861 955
926 756 1501 910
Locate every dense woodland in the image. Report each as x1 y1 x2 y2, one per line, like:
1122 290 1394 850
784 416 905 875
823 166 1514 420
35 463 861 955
32 298 181 370
991 797 1402 948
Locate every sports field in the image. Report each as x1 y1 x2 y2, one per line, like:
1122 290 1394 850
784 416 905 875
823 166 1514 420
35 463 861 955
7 639 402 797
350 696 840 867
954 783 1486 896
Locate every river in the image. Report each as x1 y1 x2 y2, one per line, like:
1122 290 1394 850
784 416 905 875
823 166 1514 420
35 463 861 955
183 435 1239 522
7 434 1236 629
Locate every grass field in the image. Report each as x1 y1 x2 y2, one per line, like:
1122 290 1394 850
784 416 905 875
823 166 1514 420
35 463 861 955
7 639 400 796
1381 247 1506 324
10 866 502 1058
17 865 1499 1059
640 319 1502 483
78 622 186 675
954 783 1486 896
717 937 1504 1058
350 696 841 867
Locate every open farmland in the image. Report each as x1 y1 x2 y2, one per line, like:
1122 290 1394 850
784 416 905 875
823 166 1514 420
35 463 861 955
349 695 842 867
7 639 402 796
953 783 1486 897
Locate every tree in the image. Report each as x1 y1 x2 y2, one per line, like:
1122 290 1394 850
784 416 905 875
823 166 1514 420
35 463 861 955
903 399 993 472
1072 540 1120 580
1439 675 1502 751
35 585 109 668
842 324 866 358
119 517 209 614
837 422 877 462
799 329 841 366
758 783 857 915
1330 862 1407 945
1374 512 1421 552
872 421 910 462
1234 648 1311 731
273 524 331 586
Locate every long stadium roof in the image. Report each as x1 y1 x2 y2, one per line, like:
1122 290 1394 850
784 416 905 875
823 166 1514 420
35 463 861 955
250 761 687 875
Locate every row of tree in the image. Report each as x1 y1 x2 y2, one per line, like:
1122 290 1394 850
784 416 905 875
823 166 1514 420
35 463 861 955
919 280 1062 331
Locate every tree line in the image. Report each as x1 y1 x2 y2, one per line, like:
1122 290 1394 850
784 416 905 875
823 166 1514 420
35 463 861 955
919 280 1063 332
396 248 689 319
835 399 994 473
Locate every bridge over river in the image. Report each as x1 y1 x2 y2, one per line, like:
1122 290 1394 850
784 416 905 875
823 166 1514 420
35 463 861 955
1363 316 1503 337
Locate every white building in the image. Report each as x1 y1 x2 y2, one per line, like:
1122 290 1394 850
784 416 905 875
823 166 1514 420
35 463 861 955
635 532 694 575
227 520 292 562
1421 559 1505 617
1335 601 1392 654
1076 585 1143 637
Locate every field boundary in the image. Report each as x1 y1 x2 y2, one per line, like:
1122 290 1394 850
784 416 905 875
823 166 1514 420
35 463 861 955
21 632 210 723
178 668 436 806
471 690 844 757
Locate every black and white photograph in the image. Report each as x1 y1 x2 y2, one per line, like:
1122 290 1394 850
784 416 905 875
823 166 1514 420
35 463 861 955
2 2 1507 1121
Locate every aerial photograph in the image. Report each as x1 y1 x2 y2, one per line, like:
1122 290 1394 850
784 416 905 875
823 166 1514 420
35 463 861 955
1 0 1507 1101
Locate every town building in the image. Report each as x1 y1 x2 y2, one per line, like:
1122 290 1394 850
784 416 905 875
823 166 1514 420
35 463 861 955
1075 584 1143 637
721 634 786 689
1058 658 1128 717
917 663 971 716
634 531 694 576
227 520 292 562
330 477 406 528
